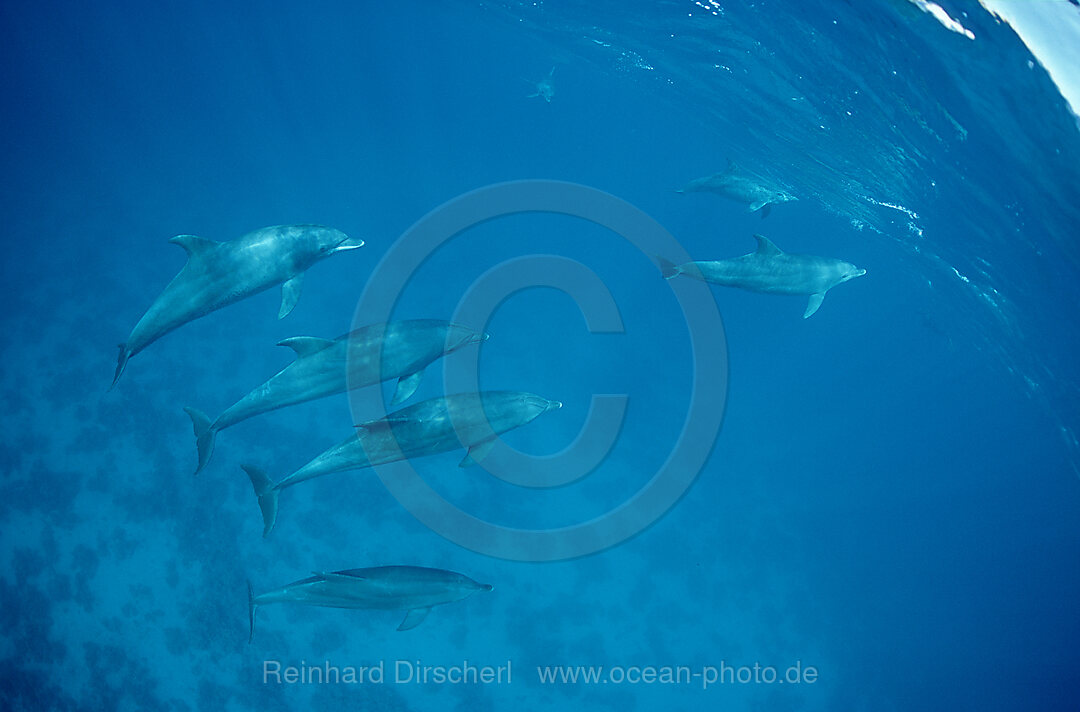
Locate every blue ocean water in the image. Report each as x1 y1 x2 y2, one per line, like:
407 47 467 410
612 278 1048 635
2 0 1079 709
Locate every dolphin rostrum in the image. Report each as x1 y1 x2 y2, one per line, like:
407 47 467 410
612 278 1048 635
243 391 563 536
677 161 798 218
247 566 492 642
112 224 363 387
183 320 488 475
658 234 866 318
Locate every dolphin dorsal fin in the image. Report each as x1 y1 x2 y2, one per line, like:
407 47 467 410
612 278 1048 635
753 234 782 256
277 336 336 358
169 234 219 258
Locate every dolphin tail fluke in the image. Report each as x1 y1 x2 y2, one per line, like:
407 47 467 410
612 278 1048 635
242 465 280 537
110 344 129 390
656 257 681 280
184 407 216 475
247 580 257 643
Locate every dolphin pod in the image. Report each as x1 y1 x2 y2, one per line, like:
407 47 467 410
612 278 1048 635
112 224 364 387
659 234 866 318
677 161 798 218
247 566 492 642
243 391 563 537
183 320 488 474
112 179 866 639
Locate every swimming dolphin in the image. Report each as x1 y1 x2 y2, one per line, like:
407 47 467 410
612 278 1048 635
183 320 488 475
112 224 363 387
247 566 492 642
658 234 866 318
243 391 562 536
526 66 556 102
677 162 797 218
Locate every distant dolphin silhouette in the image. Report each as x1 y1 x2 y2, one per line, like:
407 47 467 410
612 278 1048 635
112 224 363 387
526 66 556 102
677 161 798 218
183 320 488 474
658 234 866 318
247 566 492 642
243 391 563 536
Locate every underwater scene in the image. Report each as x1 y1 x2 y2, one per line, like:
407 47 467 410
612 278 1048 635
2 0 1079 710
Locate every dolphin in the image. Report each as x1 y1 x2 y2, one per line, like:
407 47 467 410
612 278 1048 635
243 391 563 536
183 320 488 475
526 66 556 102
112 224 364 387
658 234 866 318
676 161 798 218
247 566 492 642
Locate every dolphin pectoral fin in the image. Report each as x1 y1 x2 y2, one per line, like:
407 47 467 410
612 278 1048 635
753 234 783 256
247 580 257 644
804 293 826 319
111 344 129 389
460 439 496 467
760 203 772 219
279 274 304 319
242 465 280 537
184 406 216 475
277 336 335 358
169 234 219 259
391 371 425 406
397 607 432 631
749 199 770 213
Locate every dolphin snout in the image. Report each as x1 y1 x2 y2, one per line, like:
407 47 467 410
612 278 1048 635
332 235 365 252
449 330 489 353
521 395 562 414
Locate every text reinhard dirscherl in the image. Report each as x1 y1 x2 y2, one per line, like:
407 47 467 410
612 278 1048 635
262 660 820 689
263 659 512 686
